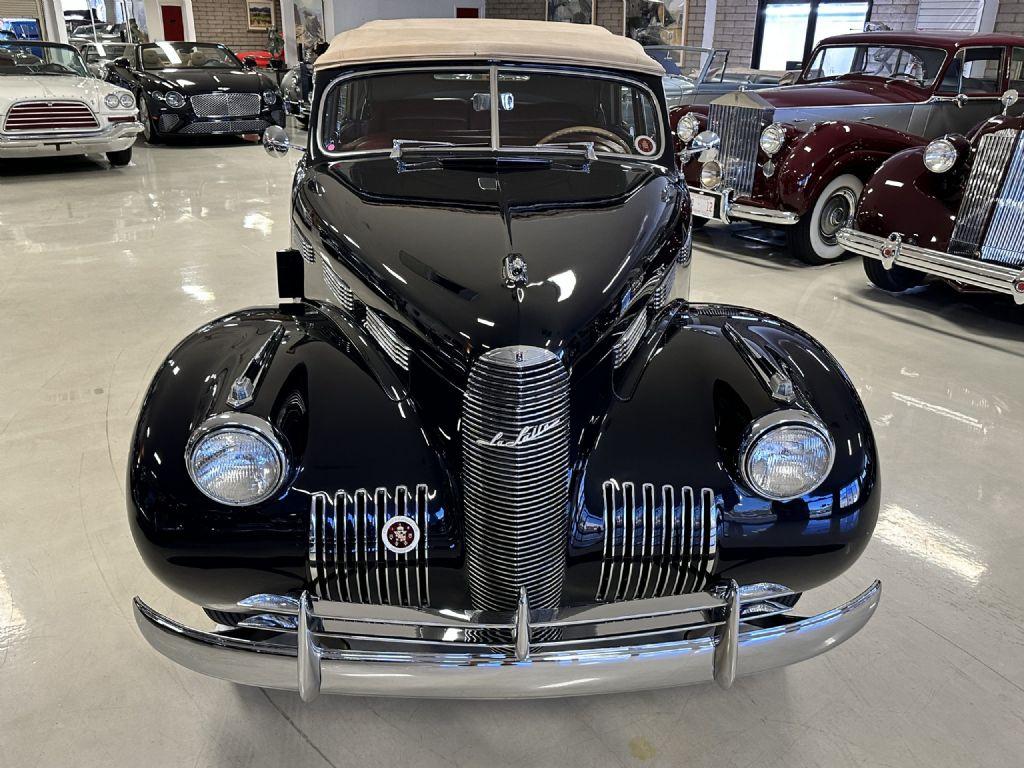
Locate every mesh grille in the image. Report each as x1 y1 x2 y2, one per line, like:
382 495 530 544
3 101 98 132
189 92 261 117
950 129 1018 257
178 119 268 134
462 346 570 610
707 103 771 197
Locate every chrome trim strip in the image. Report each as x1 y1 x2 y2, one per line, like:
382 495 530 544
722 322 796 404
227 324 285 408
321 261 356 312
612 310 647 368
980 131 1024 268
133 580 881 698
363 309 411 371
712 580 739 689
686 187 800 225
839 227 1024 304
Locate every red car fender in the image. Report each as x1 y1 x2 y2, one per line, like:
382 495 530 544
855 146 963 249
775 120 927 214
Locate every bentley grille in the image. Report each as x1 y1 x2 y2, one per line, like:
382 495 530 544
178 119 268 134
596 481 719 602
307 486 431 607
3 100 98 132
189 92 261 118
950 129 1024 267
707 102 771 197
462 346 570 610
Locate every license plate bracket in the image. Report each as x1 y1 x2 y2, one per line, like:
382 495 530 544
691 192 718 221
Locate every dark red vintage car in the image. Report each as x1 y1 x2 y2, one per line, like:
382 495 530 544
672 31 1024 264
839 112 1024 305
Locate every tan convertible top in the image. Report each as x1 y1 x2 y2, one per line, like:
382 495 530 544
315 19 665 76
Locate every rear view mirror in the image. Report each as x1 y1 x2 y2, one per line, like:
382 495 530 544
263 125 298 158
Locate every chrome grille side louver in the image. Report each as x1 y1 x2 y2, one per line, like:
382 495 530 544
950 129 1018 257
708 102 771 197
308 486 431 607
292 224 315 263
322 262 355 312
596 481 718 602
462 346 570 610
980 133 1024 268
613 310 647 368
364 309 411 371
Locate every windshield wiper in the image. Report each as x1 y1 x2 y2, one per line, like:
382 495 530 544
390 139 461 159
532 142 598 161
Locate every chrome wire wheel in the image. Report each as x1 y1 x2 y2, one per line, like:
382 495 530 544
817 187 858 246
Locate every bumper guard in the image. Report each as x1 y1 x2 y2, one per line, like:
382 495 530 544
134 580 880 700
688 186 800 226
839 227 1024 305
0 121 142 154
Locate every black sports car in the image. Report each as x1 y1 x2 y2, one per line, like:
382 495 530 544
105 41 285 142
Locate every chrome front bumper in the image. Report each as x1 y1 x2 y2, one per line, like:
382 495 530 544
688 187 801 226
839 227 1024 305
134 580 880 700
0 121 143 157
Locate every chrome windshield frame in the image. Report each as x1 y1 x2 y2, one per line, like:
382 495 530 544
314 63 667 163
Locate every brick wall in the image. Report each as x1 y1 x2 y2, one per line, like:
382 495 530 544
869 0 920 31
191 0 285 53
486 0 545 20
595 0 624 34
994 2 1024 35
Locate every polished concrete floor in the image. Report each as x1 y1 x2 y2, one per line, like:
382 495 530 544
2 134 1023 768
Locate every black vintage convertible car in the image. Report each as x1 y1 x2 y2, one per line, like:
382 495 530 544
104 41 284 142
129 19 880 699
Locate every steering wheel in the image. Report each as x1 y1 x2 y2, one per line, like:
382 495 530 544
886 72 923 85
38 62 75 74
537 126 632 155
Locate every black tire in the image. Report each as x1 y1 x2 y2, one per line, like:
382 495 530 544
204 608 249 627
863 255 925 293
691 215 708 229
139 97 161 144
106 147 132 166
787 174 863 265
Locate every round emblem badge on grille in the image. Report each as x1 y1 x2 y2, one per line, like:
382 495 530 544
381 515 420 554
634 135 657 155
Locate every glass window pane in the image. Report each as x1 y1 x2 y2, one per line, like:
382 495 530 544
940 47 1004 94
758 3 811 70
1010 47 1024 91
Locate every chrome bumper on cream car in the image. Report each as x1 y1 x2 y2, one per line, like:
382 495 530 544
688 187 801 226
839 227 1024 305
0 121 143 157
133 580 880 700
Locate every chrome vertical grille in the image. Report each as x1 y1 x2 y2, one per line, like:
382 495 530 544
3 100 98 132
462 346 570 610
596 481 718 602
980 133 1024 267
708 103 770 197
950 129 1018 257
308 485 431 607
613 310 647 368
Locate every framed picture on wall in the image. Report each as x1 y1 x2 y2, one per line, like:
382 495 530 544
246 0 275 31
546 0 596 24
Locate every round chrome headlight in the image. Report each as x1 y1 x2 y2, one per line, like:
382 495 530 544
118 91 135 109
740 411 835 502
760 123 786 156
186 414 287 506
263 89 279 105
923 138 958 174
164 90 186 109
676 113 700 143
700 160 723 190
104 92 120 109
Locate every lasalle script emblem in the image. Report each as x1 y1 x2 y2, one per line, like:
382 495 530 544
476 417 561 448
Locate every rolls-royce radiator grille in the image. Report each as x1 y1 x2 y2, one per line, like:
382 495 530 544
462 346 570 610
950 129 1024 266
596 481 719 602
308 486 431 607
189 92 261 117
3 101 98 132
708 103 771 197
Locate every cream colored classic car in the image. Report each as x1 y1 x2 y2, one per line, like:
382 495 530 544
0 40 142 165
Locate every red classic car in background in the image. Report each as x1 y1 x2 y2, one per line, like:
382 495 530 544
839 110 1024 305
673 32 1024 264
233 49 284 69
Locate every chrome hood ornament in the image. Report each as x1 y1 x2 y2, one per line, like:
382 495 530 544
502 253 528 288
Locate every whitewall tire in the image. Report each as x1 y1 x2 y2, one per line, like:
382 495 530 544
788 173 863 265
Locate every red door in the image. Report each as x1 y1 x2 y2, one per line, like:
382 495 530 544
161 6 184 40
455 7 480 17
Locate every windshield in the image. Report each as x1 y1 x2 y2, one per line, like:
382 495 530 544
139 42 240 70
85 43 127 62
0 42 88 76
319 68 663 159
802 45 947 86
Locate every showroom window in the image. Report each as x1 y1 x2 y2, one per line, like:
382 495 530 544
752 0 872 70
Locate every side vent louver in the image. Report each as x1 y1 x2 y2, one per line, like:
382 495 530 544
292 224 316 263
322 262 355 312
364 309 411 371
613 310 647 368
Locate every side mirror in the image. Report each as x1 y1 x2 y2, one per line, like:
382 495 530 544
263 125 299 157
1002 88 1019 114
111 56 129 69
243 55 258 69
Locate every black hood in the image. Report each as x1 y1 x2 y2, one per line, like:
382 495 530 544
142 67 272 93
303 155 683 369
